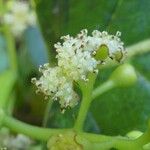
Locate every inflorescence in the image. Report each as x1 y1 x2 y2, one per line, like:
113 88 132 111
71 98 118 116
32 29 125 110
3 1 36 37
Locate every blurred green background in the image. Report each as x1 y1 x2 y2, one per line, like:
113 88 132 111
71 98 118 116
0 0 150 138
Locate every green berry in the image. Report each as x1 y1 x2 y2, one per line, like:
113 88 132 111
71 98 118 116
109 64 137 87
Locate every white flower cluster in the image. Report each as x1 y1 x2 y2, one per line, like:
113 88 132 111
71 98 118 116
56 29 124 81
32 65 78 109
32 29 125 109
3 1 36 37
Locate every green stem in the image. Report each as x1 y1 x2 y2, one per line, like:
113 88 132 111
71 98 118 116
80 132 142 150
2 114 70 141
0 71 16 109
74 73 96 131
0 4 17 71
92 80 115 100
127 39 150 58
135 121 150 146
0 25 17 112
1 111 149 149
1 1 18 72
3 25 18 72
7 91 16 115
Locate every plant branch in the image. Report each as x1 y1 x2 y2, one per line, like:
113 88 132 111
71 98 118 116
2 114 70 141
74 73 96 131
3 25 18 72
127 39 150 58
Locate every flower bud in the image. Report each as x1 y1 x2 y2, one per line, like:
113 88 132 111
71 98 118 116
109 64 137 87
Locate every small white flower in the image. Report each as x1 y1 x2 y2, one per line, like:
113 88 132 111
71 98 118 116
3 1 36 37
91 30 125 61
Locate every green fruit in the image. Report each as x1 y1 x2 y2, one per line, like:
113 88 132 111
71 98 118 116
109 64 137 88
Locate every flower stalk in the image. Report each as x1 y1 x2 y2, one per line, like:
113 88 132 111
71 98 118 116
74 73 96 131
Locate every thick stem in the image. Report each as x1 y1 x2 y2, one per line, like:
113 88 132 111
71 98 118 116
3 114 70 141
74 73 96 131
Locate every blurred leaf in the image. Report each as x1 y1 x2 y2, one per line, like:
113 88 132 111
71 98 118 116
24 26 48 67
0 70 16 108
84 112 100 133
63 0 118 34
0 34 9 72
34 0 69 63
